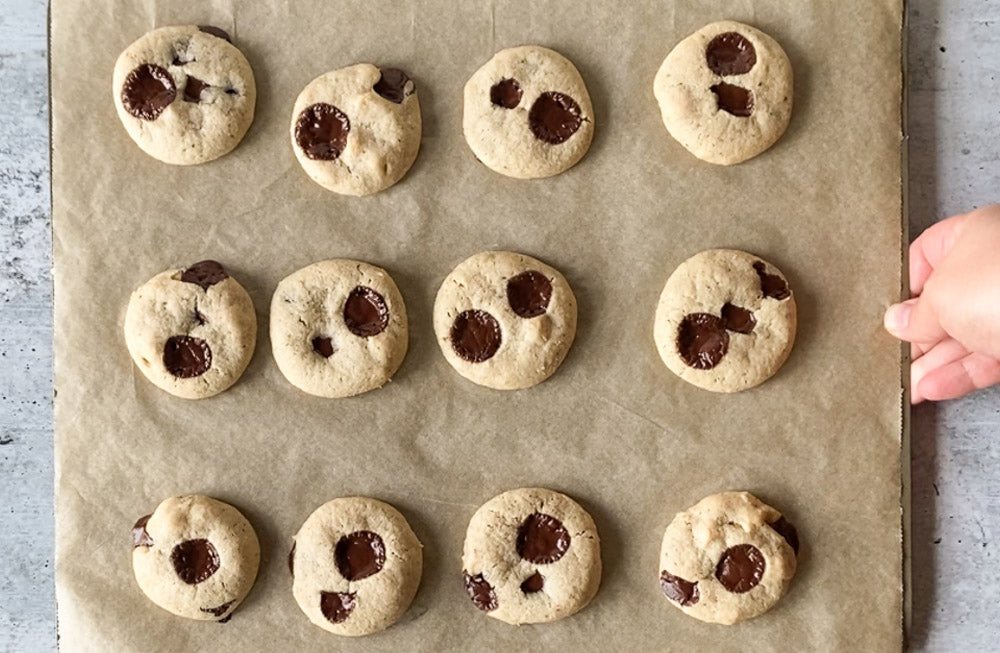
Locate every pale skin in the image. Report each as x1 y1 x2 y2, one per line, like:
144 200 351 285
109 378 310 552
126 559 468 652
884 204 1000 403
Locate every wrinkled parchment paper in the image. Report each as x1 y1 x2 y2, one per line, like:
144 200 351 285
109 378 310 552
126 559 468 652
52 1 904 650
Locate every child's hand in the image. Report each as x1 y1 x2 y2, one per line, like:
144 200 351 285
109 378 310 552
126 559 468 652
884 204 1000 403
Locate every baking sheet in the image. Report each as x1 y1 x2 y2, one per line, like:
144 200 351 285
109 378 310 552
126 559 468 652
51 1 905 651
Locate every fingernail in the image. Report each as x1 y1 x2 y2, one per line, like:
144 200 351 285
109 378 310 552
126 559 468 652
884 302 912 332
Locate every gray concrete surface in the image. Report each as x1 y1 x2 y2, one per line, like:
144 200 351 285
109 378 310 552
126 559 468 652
0 0 997 650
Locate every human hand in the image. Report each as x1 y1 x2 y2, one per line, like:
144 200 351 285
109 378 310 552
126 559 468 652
884 204 1000 403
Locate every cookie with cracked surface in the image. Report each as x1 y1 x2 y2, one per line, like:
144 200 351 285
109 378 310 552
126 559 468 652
433 251 577 390
113 25 256 165
289 497 422 636
131 494 260 621
124 260 257 399
462 487 601 625
270 259 408 398
290 64 421 196
654 21 793 165
659 491 799 624
653 249 796 393
463 45 595 178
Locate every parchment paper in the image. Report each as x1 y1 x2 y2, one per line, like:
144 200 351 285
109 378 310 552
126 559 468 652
52 1 905 651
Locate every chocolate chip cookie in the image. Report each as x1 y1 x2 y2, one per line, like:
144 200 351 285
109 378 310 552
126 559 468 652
124 260 257 399
131 494 260 621
113 25 256 165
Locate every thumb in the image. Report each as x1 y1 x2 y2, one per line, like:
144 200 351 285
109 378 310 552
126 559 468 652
884 297 948 344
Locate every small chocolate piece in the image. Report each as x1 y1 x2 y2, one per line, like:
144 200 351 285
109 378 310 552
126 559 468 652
121 64 176 121
706 32 757 76
715 543 765 593
528 92 583 144
721 302 756 334
677 313 729 370
711 82 754 117
180 260 229 290
753 261 791 300
343 286 389 337
769 516 800 555
516 513 570 564
660 571 700 606
450 310 501 363
171 539 220 585
132 514 153 548
463 572 498 612
520 571 544 594
335 531 386 581
162 335 212 378
490 78 523 109
312 336 335 358
183 76 208 103
198 25 231 42
373 68 412 104
320 591 357 623
288 541 296 576
507 270 552 318
295 103 350 161
200 601 233 618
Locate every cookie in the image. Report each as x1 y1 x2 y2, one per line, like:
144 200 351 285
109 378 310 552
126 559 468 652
289 497 422 636
290 64 421 196
653 21 793 165
433 251 577 390
462 487 601 625
270 259 408 398
131 494 260 621
653 249 796 393
659 491 799 625
113 25 256 165
463 46 595 179
124 260 257 399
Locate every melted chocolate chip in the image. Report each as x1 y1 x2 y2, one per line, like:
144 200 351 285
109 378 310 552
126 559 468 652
711 82 754 117
463 572 498 611
288 541 296 576
715 544 765 593
660 571 700 606
343 286 389 337
295 103 350 160
753 261 791 300
183 76 208 103
200 601 233 618
520 571 544 594
490 78 522 109
507 270 552 318
450 310 501 362
528 92 583 144
677 313 729 370
163 335 212 378
769 516 800 555
198 25 231 42
516 513 570 564
373 68 412 104
121 64 176 121
706 32 757 76
180 260 229 290
721 302 756 334
335 531 386 581
171 539 220 585
132 514 153 548
312 336 335 358
320 591 357 623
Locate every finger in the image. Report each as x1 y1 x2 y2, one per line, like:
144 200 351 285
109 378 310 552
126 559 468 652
911 341 932 360
915 352 1000 403
909 213 967 296
884 297 948 344
909 338 969 403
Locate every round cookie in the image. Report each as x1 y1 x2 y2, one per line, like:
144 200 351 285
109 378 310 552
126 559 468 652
462 487 601 625
131 494 260 621
463 45 595 179
270 259 408 398
653 249 796 393
659 491 799 625
289 497 423 637
124 260 257 400
653 21 793 165
433 251 577 390
290 64 421 196
113 25 256 165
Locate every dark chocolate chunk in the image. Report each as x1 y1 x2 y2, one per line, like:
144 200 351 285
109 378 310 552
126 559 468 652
320 591 357 623
180 260 229 290
171 539 220 585
295 103 350 161
528 92 583 144
198 25 231 42
335 531 386 581
715 544 765 593
721 302 756 334
200 601 233 618
373 67 412 104
706 32 757 76
516 513 570 564
163 335 212 378
507 270 552 318
121 64 176 121
312 336 335 358
490 78 523 109
753 261 791 300
463 572 498 611
677 313 729 370
660 571 700 606
769 516 800 555
520 571 544 594
183 76 208 103
343 286 389 337
711 82 754 117
288 541 296 576
132 514 153 548
450 310 501 363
